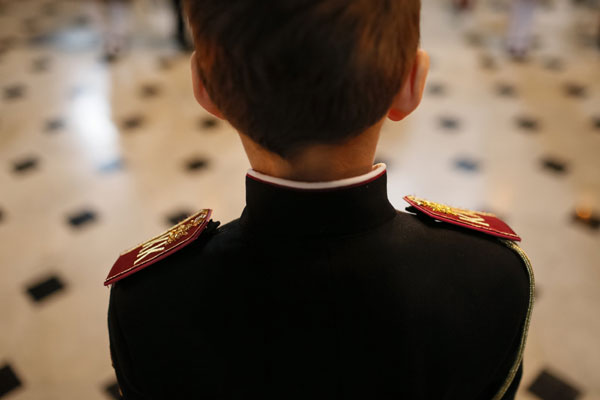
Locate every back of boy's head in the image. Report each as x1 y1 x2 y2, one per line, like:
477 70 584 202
185 0 421 159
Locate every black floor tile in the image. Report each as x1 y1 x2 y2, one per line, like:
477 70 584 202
427 82 446 96
105 381 122 399
100 52 120 64
26 275 65 302
99 158 125 173
479 54 497 70
563 83 586 98
0 364 22 397
121 115 145 131
45 118 64 132
185 157 210 171
528 369 582 400
516 116 540 132
29 33 54 47
22 17 39 35
508 50 531 63
13 156 39 174
465 32 484 47
199 117 219 130
541 157 568 174
543 57 564 71
496 83 517 97
157 56 175 70
581 32 600 49
67 210 98 229
439 116 460 131
166 211 192 226
140 84 161 98
32 56 51 73
454 157 481 172
4 84 25 100
0 36 18 54
71 14 91 28
41 2 59 17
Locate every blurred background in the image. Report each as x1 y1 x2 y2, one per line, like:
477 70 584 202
0 0 599 399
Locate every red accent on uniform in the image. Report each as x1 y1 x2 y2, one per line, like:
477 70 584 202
104 210 212 286
403 197 521 241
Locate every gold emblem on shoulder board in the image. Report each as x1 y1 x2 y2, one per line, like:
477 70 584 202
166 211 209 244
403 196 520 241
406 195 492 227
133 210 209 266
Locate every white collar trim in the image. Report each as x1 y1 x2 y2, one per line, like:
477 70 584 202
247 163 387 190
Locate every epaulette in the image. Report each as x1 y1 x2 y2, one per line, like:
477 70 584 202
404 195 521 241
104 209 213 286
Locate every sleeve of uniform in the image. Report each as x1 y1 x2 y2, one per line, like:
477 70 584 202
501 363 523 400
485 241 535 400
108 284 147 399
480 341 525 400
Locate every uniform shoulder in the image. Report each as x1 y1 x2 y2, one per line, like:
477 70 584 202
397 197 533 400
104 209 217 286
397 195 532 296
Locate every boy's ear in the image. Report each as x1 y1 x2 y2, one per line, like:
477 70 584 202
191 51 225 120
388 49 430 122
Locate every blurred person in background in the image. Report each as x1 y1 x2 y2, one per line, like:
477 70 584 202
101 0 191 60
507 0 537 59
102 0 130 60
452 0 537 58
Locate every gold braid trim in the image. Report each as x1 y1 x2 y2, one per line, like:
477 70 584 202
492 240 536 400
406 195 497 217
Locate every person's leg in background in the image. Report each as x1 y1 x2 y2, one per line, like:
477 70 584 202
102 0 131 61
172 0 191 51
507 0 537 59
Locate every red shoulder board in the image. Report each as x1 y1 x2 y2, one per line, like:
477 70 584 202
404 196 521 241
104 209 212 286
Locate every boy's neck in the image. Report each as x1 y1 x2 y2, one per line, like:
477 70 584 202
239 120 384 182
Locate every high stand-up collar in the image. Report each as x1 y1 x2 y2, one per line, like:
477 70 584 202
239 164 397 237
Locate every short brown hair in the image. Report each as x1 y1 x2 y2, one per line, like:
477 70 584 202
185 0 421 158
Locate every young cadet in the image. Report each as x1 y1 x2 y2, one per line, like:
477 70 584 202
106 1 534 399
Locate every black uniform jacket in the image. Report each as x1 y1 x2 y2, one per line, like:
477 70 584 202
108 171 532 400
